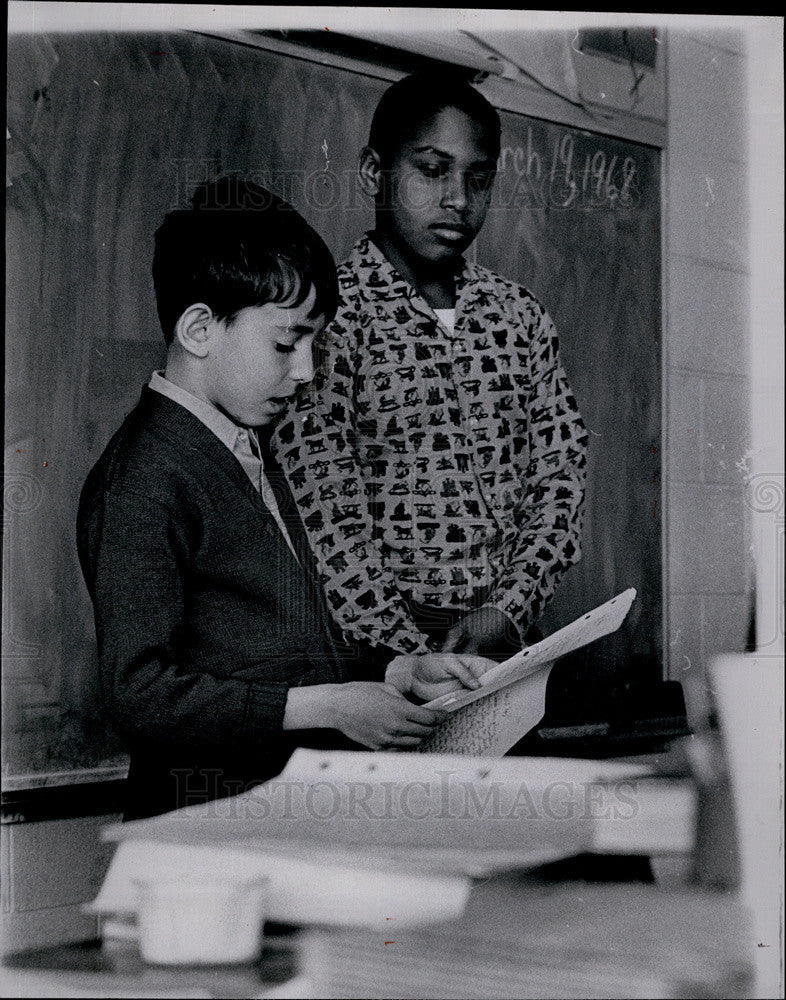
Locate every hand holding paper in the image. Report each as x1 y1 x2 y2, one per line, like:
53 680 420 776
425 588 637 713
418 588 638 756
385 653 495 702
287 681 447 749
441 606 521 656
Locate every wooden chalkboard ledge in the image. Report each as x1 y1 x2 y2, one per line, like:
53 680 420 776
1 766 129 824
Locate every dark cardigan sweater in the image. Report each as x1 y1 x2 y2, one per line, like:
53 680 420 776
77 387 357 819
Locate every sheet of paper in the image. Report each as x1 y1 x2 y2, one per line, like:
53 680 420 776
270 747 648 786
424 587 637 713
418 661 553 756
88 840 473 929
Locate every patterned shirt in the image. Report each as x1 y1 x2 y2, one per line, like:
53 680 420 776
272 235 588 655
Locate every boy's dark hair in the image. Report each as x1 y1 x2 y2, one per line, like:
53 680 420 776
368 71 501 166
153 175 338 345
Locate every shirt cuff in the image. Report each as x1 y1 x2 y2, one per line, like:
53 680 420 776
479 598 527 645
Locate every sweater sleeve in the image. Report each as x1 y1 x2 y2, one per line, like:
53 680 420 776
83 488 293 755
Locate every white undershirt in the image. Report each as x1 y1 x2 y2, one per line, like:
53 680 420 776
434 308 456 335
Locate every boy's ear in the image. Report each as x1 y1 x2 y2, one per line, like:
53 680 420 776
358 146 383 198
174 303 215 359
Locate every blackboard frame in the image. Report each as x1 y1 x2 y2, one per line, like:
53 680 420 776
4 28 664 791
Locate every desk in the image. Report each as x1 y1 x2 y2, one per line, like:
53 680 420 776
0 932 299 999
2 867 753 999
300 871 753 998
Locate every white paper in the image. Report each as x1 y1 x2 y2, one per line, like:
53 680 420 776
418 662 553 755
274 746 647 786
88 840 472 929
424 588 637 713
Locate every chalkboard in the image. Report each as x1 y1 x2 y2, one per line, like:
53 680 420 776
476 112 662 725
3 31 660 781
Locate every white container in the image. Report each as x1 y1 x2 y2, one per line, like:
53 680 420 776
709 654 784 1000
134 876 269 965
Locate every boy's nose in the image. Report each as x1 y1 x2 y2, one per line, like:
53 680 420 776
441 173 469 212
290 343 315 384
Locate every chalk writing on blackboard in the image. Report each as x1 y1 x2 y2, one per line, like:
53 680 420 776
499 126 641 209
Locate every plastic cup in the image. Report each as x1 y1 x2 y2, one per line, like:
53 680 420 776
134 876 269 965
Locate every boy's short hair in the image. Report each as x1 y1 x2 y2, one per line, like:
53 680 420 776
153 175 338 345
368 71 501 167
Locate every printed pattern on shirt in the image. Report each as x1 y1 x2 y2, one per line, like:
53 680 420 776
273 235 588 654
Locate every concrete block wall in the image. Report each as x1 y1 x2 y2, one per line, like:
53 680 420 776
1 815 120 953
663 28 752 695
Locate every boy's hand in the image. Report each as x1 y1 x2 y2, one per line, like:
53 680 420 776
442 607 521 657
326 682 447 750
385 653 495 702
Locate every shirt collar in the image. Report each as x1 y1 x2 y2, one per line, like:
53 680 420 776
349 233 479 321
149 371 257 456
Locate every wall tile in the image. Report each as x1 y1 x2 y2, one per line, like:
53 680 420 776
667 482 747 594
666 153 749 271
9 815 117 913
684 27 747 56
1 904 98 953
666 258 749 374
668 35 747 161
702 593 752 663
701 375 750 484
666 369 703 482
666 591 703 681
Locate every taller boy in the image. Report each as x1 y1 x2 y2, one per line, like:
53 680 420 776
274 72 588 663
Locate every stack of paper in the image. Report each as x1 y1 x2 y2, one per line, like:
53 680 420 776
87 748 689 935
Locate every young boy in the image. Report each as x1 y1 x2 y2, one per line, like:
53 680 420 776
273 72 588 673
76 176 450 821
